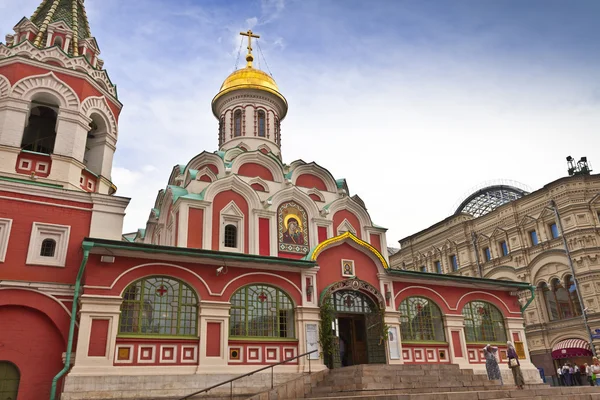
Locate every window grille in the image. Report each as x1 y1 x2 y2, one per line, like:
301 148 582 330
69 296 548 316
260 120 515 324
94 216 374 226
399 297 445 342
40 239 56 257
119 276 198 336
224 224 237 248
462 301 506 343
229 284 295 338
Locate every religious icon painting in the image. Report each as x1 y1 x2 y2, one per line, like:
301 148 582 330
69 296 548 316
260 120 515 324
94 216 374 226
341 259 355 277
277 201 309 254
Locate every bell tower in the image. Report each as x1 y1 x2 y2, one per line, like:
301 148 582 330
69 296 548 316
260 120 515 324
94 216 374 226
211 30 288 158
0 0 122 194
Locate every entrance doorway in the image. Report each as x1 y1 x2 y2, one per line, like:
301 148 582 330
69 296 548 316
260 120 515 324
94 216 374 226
0 361 20 400
331 290 386 366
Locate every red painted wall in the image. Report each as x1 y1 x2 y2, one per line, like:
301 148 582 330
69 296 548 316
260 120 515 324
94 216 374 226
197 164 219 175
237 162 274 181
206 323 221 357
82 256 303 306
199 174 212 182
295 174 327 191
309 193 322 202
0 305 65 400
369 233 381 252
0 191 92 283
0 63 121 118
315 242 379 292
251 183 266 192
187 208 204 248
211 190 249 253
332 210 361 239
392 282 521 316
318 226 328 243
88 319 110 356
258 218 270 256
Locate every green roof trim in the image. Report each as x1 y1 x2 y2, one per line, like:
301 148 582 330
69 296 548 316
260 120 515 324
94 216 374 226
336 179 346 189
216 151 226 160
136 229 146 239
21 149 52 157
83 238 318 268
387 269 534 289
178 164 186 174
189 169 198 180
0 175 64 189
181 193 205 201
167 185 188 203
372 223 387 230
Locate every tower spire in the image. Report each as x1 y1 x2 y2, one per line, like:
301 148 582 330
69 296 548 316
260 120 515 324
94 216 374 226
28 0 93 55
240 29 260 68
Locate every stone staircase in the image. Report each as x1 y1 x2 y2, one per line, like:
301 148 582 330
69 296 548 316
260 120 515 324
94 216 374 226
297 364 600 400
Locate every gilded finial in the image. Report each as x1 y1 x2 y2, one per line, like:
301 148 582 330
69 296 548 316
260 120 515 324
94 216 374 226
240 29 260 68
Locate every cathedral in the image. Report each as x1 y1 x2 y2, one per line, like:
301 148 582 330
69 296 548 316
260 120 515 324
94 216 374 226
0 2 542 400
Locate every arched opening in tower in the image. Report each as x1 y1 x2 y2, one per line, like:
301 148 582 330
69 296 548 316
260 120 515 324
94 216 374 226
84 113 108 175
21 103 58 154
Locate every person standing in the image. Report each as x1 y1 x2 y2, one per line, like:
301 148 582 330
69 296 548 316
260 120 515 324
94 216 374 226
483 345 501 381
592 357 600 386
507 341 525 389
574 364 581 385
557 366 564 386
584 363 593 386
563 363 573 386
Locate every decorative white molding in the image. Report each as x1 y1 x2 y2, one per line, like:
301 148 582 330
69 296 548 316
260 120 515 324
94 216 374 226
11 71 80 109
0 218 13 262
220 201 244 253
25 222 71 267
81 96 118 138
0 75 10 98
336 218 357 236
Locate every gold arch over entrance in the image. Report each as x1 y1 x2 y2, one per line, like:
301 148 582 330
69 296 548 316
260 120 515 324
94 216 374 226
320 278 386 309
305 231 389 270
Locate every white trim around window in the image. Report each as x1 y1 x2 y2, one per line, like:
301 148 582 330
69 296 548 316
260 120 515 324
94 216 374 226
26 222 71 267
0 218 13 262
219 201 244 253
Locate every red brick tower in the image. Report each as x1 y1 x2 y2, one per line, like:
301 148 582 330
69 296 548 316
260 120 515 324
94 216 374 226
0 2 128 399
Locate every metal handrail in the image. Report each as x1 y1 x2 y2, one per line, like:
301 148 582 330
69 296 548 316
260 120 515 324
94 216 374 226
177 349 318 400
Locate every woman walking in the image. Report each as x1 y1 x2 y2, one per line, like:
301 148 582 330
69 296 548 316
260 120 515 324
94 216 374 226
592 357 600 386
483 344 501 381
507 341 525 389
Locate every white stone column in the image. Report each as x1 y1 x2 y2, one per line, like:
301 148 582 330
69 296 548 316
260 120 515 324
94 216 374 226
70 295 122 375
0 98 29 147
384 310 402 365
444 314 470 369
295 306 326 372
197 301 230 372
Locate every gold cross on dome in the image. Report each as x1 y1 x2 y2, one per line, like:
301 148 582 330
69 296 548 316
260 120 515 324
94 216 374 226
240 29 260 55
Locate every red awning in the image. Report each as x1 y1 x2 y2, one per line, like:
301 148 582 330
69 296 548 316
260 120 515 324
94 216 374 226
551 339 592 359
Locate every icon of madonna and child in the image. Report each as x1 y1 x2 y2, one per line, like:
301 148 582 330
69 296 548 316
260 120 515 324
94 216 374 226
278 203 309 253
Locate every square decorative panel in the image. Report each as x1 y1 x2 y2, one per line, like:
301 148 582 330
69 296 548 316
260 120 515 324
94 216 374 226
402 349 412 362
426 349 437 362
229 347 242 362
115 345 133 364
137 345 155 363
160 345 177 363
181 345 198 363
438 349 448 361
247 346 262 363
341 259 355 277
283 347 296 361
25 222 70 267
468 349 477 361
265 347 279 362
414 349 424 361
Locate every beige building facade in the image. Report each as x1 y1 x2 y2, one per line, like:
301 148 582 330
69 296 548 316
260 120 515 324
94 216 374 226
390 173 600 381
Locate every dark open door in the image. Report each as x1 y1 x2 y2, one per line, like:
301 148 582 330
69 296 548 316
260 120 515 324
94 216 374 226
0 361 20 400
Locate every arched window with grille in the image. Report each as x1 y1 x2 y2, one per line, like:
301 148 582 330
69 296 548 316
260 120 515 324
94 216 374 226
229 284 295 338
399 297 445 342
224 224 237 248
257 110 266 137
40 238 56 257
462 301 506 343
119 276 198 337
542 277 582 321
234 110 242 137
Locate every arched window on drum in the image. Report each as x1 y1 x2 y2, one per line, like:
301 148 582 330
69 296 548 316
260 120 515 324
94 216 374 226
398 297 445 342
462 301 507 343
229 284 295 339
119 276 199 337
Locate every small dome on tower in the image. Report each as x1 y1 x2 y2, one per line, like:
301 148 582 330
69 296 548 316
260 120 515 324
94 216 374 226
212 63 287 118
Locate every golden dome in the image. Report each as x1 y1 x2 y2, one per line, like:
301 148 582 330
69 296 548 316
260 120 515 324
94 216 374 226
212 62 287 117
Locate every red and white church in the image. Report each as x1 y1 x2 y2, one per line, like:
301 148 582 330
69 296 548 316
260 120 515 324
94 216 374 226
0 2 540 399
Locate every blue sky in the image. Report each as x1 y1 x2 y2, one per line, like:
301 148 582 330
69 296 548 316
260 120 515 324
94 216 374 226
1 0 599 244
